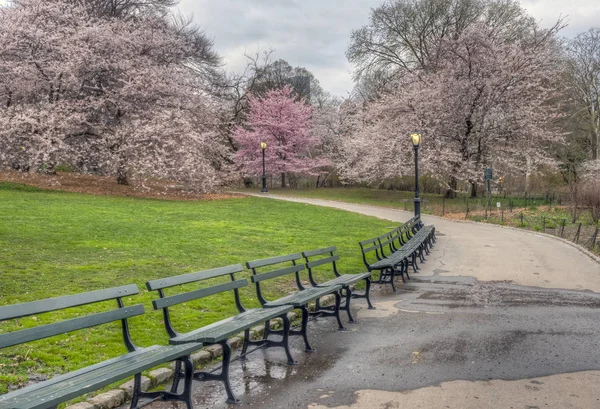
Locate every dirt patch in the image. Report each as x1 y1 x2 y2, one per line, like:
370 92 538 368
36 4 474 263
0 170 246 201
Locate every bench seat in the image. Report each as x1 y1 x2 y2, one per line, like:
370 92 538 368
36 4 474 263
318 272 372 288
170 305 292 344
264 285 342 308
0 341 200 409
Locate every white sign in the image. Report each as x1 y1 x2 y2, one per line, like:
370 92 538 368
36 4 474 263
496 202 501 208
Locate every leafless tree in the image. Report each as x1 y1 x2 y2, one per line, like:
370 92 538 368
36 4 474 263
347 0 536 95
565 27 600 161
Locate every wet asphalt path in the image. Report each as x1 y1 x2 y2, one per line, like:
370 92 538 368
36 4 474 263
140 196 600 408
145 275 600 409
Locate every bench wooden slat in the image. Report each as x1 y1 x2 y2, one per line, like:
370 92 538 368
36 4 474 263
0 305 144 349
305 255 339 269
361 244 380 253
264 285 342 308
146 264 244 291
250 264 305 283
359 237 378 246
170 305 292 344
152 279 248 310
246 253 301 269
302 246 336 258
0 284 139 321
318 272 372 288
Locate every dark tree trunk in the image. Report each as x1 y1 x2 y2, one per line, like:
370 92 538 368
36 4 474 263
281 172 286 188
470 181 478 198
117 163 129 185
445 176 458 199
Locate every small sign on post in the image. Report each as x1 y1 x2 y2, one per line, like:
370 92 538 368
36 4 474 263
496 202 501 208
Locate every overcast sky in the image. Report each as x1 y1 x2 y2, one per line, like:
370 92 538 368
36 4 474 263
178 0 599 97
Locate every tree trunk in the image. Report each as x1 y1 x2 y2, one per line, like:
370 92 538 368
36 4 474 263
592 128 599 160
445 176 457 199
525 154 533 195
470 181 478 198
281 172 286 188
117 163 129 185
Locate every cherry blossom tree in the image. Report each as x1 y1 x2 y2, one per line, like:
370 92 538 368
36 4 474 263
233 86 328 187
337 23 566 196
0 0 227 191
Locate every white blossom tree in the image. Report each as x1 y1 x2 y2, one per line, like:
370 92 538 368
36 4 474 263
0 0 227 191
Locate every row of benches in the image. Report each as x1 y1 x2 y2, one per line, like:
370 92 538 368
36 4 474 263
1 217 436 409
0 247 373 409
360 216 436 291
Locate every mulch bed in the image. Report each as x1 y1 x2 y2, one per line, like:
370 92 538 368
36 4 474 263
0 170 245 201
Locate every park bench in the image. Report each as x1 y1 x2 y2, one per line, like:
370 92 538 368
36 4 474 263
0 285 200 409
302 246 374 323
246 253 344 352
359 216 436 291
146 264 294 404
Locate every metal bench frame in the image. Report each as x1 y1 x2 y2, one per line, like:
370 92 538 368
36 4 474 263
360 216 436 291
302 246 374 323
146 264 295 404
0 285 199 409
246 253 345 353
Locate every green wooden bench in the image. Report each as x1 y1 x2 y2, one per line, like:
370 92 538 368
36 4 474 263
0 285 200 409
146 264 294 404
302 246 374 323
246 253 344 352
359 216 435 291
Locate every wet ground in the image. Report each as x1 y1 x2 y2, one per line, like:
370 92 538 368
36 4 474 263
141 275 600 409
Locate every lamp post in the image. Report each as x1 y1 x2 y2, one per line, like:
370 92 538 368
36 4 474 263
260 141 268 193
410 131 422 216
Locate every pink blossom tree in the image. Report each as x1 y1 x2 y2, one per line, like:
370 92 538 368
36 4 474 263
233 86 328 187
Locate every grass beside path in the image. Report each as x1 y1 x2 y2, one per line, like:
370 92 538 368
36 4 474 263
0 182 393 395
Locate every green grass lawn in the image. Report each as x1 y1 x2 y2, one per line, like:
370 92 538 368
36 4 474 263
266 187 439 210
0 182 394 395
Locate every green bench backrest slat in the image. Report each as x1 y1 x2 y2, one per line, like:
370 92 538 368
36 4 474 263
305 255 339 269
302 246 336 258
362 244 380 253
246 253 301 269
152 279 248 310
0 284 139 321
376 233 390 241
379 238 394 247
250 264 305 283
359 237 378 246
0 304 144 349
146 264 244 291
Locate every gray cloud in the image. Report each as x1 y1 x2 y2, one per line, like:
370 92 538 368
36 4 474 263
177 0 600 96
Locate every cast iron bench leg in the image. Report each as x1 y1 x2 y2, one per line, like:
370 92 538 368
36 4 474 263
300 306 315 352
193 341 239 404
334 291 345 330
365 277 375 309
133 357 194 409
344 287 356 323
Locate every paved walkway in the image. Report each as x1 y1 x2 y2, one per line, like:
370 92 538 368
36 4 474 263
144 193 600 409
248 193 600 292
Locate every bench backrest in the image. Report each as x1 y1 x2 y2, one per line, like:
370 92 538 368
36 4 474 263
358 235 385 271
0 284 142 352
302 246 340 286
146 264 246 339
246 253 304 306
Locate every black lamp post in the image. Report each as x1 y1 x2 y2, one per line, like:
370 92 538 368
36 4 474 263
260 141 268 193
410 131 422 216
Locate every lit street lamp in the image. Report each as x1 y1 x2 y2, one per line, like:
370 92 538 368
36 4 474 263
410 131 422 217
260 141 268 193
